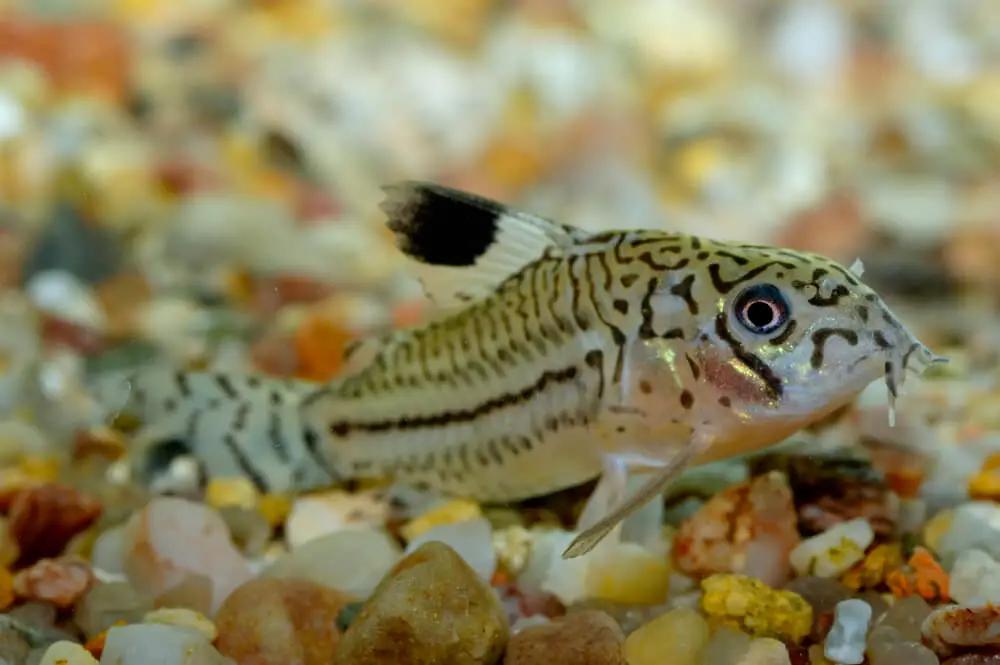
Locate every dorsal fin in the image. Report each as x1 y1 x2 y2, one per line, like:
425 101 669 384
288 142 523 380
381 181 586 307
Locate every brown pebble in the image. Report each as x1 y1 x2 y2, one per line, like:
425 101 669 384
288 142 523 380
944 648 1000 664
504 611 625 665
215 578 354 665
336 541 509 665
786 644 811 665
9 484 102 566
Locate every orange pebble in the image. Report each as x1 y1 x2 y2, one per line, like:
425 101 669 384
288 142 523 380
490 568 512 588
886 546 950 603
969 468 1000 501
294 316 351 382
84 620 128 658
886 466 925 499
984 452 1000 472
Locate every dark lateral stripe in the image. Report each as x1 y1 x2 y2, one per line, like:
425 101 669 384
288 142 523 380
810 328 860 369
327 365 580 437
713 314 783 401
222 432 269 492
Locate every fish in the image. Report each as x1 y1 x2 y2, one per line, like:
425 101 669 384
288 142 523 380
88 365 335 493
92 181 946 560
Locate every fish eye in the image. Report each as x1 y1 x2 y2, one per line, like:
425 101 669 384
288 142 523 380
733 284 790 335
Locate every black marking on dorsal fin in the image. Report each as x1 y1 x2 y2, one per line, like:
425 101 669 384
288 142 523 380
382 182 505 267
380 181 586 308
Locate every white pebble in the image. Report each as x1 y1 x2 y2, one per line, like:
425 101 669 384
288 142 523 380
788 518 874 578
521 529 590 605
261 527 401 598
824 599 872 664
90 524 126 576
100 623 229 665
0 92 25 142
405 517 497 581
38 641 98 665
25 270 106 330
285 491 389 548
950 548 1000 604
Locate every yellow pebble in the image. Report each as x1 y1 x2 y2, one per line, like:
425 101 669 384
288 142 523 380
257 493 293 528
18 454 61 482
922 509 954 554
675 138 729 191
586 543 670 606
840 543 904 591
736 638 792 665
143 607 217 641
626 607 710 665
400 499 482 542
969 468 1000 500
205 477 258 511
700 574 812 644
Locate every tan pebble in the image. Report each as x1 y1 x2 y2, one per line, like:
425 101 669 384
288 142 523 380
399 498 482 542
585 543 670 606
153 574 214 617
807 644 833 664
625 608 710 665
143 607 217 641
215 578 354 665
37 640 99 665
736 638 791 665
503 610 625 665
205 477 258 511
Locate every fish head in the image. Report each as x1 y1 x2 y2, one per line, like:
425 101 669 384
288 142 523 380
679 243 945 427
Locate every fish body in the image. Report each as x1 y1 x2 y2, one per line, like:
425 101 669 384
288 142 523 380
89 366 334 492
93 182 943 556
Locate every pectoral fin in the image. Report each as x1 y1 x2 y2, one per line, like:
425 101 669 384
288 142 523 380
561 432 714 559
